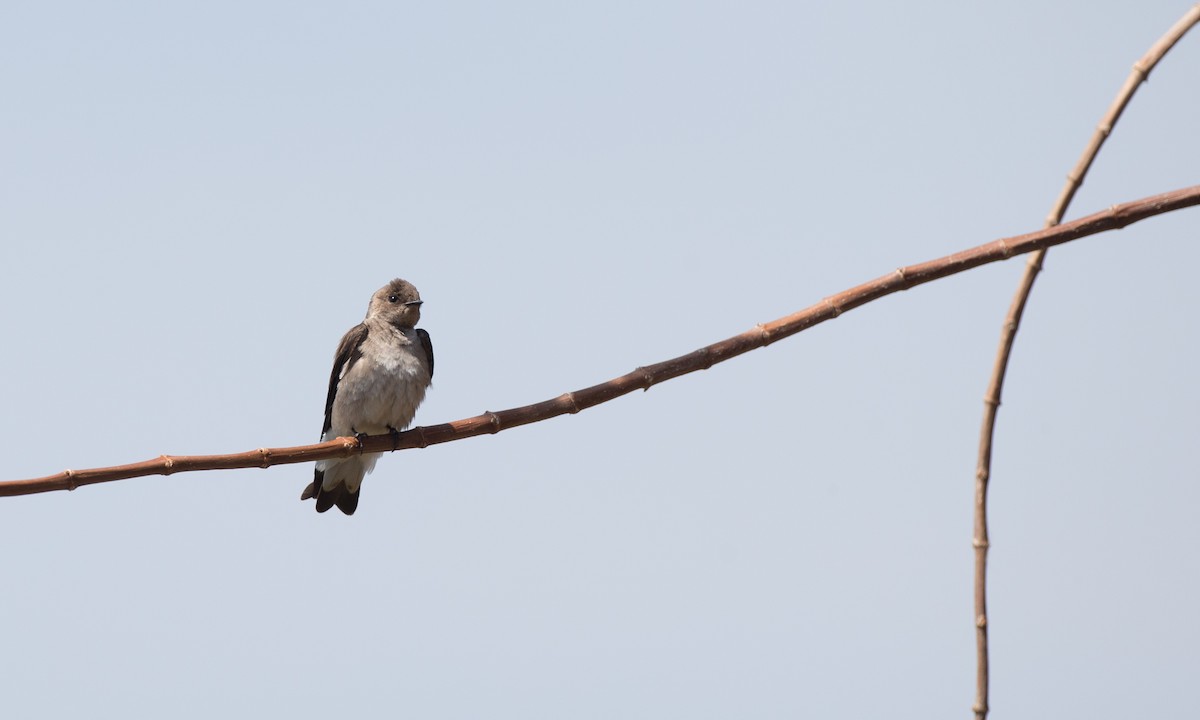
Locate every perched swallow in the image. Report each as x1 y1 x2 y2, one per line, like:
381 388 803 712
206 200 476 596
301 278 434 515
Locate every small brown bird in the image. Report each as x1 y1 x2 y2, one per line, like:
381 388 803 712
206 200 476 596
300 279 434 514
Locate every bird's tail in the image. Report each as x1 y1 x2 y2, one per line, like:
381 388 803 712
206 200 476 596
300 455 376 515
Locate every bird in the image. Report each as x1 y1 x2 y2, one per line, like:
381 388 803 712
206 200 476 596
300 278 434 515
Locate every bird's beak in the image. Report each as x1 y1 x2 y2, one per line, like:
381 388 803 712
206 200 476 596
405 300 424 308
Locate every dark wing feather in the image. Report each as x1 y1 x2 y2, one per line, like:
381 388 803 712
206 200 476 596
322 323 370 436
416 328 434 380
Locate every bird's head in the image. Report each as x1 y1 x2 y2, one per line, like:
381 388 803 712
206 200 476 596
368 278 424 329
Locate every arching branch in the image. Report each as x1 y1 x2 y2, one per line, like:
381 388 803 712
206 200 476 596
972 7 1200 718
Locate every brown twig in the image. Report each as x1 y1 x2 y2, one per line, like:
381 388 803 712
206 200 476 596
2 185 1197 498
972 7 1200 719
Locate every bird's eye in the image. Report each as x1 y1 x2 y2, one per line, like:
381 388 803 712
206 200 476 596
388 294 399 303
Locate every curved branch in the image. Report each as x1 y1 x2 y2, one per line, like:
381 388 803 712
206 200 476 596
2 185 1199 498
972 7 1200 719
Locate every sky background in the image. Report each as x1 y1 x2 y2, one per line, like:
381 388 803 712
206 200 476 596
2 1 1198 718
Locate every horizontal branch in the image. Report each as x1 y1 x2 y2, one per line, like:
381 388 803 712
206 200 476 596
3 184 1198 498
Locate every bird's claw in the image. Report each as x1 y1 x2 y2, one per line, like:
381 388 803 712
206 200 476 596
387 425 402 451
352 429 369 453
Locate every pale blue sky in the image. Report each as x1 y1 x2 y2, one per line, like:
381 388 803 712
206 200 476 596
2 2 1198 718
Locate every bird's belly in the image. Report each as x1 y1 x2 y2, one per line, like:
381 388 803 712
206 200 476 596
327 352 429 439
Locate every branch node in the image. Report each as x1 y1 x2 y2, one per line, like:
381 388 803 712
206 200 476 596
635 366 655 390
161 456 176 475
561 392 581 414
64 469 77 492
257 448 271 469
893 267 911 289
485 411 502 434
823 297 842 318
976 614 988 629
414 425 430 448
972 538 990 549
696 346 714 370
755 323 772 346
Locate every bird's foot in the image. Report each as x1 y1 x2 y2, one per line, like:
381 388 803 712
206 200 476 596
387 425 402 451
352 428 369 453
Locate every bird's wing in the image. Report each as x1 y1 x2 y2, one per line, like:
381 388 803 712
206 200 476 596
322 322 370 437
416 328 434 380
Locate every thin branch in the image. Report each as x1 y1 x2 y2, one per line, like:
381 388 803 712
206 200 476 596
972 7 1200 719
2 185 1197 498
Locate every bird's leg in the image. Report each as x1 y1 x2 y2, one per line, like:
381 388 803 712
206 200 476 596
387 425 402 451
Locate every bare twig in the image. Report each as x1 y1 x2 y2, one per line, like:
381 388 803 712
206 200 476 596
972 7 1200 719
2 186 1197 498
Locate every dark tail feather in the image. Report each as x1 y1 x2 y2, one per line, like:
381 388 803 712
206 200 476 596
300 471 320 501
301 468 359 515
335 487 359 515
314 486 337 513
315 483 358 514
